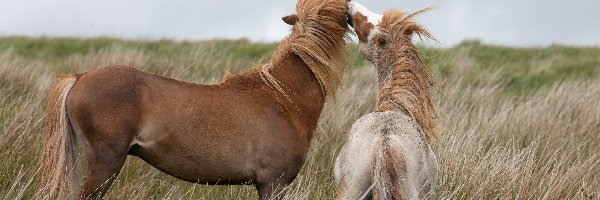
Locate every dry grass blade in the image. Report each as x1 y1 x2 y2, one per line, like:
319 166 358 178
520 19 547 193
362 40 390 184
0 39 598 199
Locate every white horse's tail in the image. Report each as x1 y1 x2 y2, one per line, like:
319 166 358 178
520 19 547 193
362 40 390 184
373 137 407 200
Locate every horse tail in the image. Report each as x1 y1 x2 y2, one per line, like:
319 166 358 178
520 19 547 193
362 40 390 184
373 136 406 200
37 74 79 199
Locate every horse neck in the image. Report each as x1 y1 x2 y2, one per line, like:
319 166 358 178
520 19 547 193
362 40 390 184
377 45 431 111
268 50 326 124
374 44 438 139
376 45 421 111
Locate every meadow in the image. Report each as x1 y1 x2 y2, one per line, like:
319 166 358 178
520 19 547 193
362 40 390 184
0 36 598 199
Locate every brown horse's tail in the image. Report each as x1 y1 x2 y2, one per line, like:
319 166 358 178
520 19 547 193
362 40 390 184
373 138 407 200
36 74 79 199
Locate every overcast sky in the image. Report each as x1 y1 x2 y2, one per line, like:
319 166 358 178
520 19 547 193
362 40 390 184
1 0 598 47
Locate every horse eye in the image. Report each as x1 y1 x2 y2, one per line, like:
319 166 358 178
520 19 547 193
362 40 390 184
377 37 386 47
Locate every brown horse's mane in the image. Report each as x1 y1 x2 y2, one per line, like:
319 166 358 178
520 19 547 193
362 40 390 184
266 0 349 98
376 8 439 141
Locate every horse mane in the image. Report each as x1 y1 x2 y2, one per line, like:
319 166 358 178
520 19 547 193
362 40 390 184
267 0 350 98
381 7 438 44
376 8 439 141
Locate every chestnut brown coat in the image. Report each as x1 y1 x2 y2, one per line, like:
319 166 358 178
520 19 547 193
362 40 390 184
37 0 350 199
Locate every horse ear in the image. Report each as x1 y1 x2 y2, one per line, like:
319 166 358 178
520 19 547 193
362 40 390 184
282 14 299 25
403 23 436 42
403 24 421 38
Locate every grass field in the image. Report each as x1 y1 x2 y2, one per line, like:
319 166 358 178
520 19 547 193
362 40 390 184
0 36 599 199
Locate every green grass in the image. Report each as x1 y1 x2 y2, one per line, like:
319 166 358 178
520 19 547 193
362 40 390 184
432 40 600 95
0 37 277 63
2 37 598 95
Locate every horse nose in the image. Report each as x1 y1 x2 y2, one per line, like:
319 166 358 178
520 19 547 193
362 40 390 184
346 13 354 27
346 0 354 27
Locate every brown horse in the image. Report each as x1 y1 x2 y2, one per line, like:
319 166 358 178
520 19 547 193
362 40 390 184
335 1 439 199
37 0 349 199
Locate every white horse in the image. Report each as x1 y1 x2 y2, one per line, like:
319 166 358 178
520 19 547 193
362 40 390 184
335 1 439 199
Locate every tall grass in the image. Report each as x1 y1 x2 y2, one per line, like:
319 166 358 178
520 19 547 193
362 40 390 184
0 37 598 199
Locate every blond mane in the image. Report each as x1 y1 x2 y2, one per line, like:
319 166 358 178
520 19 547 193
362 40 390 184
267 0 350 98
381 7 438 44
376 8 439 141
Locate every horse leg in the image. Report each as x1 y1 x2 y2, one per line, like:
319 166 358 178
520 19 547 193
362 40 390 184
255 160 305 200
256 180 288 200
77 134 131 199
334 134 376 200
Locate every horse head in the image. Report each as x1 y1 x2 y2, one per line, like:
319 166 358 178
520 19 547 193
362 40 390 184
347 0 436 65
276 0 350 97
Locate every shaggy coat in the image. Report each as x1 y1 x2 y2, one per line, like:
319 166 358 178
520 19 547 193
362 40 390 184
335 1 439 199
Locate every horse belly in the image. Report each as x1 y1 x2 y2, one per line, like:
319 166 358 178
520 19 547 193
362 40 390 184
129 120 257 185
128 81 305 185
